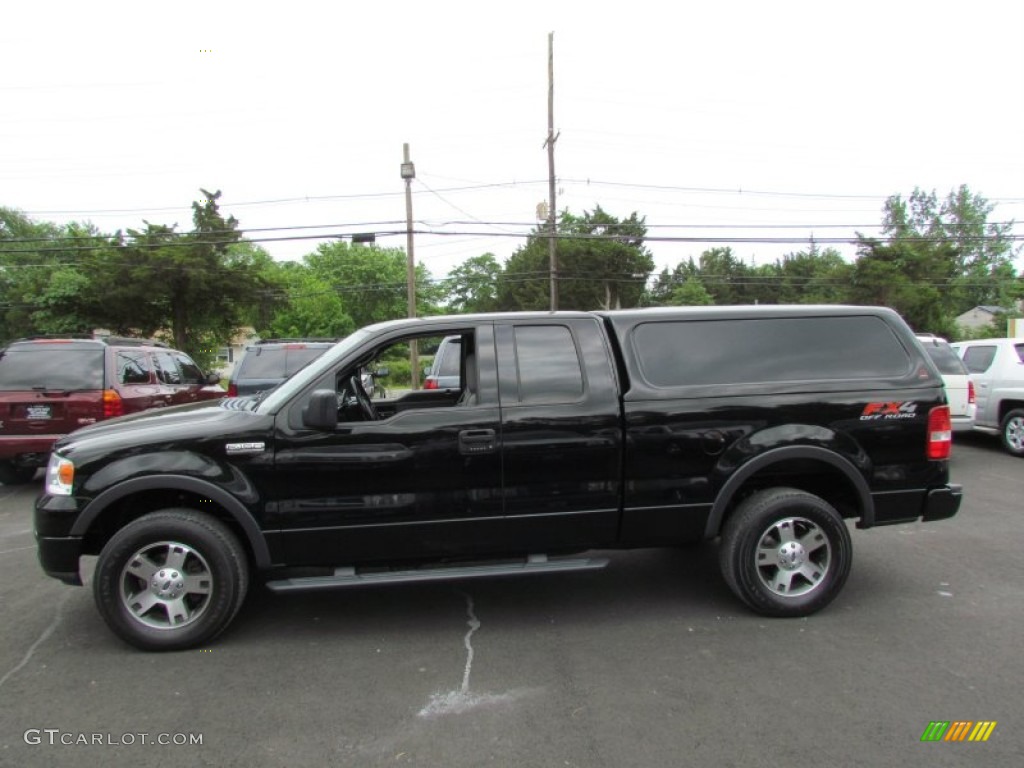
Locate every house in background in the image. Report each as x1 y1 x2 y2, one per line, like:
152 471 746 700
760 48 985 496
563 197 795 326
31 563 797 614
955 305 1007 332
216 327 258 378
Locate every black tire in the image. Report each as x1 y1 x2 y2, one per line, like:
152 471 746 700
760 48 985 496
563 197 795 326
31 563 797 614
999 409 1024 457
719 488 852 617
0 462 37 485
93 509 249 651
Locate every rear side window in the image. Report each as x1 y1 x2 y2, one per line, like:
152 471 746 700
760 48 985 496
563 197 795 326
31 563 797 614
117 350 153 384
633 316 912 388
0 347 105 390
919 340 968 376
1015 344 1024 364
962 345 997 374
513 325 584 404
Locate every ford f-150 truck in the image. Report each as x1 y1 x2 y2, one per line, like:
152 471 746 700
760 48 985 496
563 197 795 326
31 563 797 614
35 306 962 650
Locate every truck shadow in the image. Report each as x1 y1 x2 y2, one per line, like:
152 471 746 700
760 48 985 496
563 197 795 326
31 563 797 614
229 543 737 645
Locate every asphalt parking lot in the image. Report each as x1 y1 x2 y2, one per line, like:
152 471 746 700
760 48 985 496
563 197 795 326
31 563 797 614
1 434 1021 767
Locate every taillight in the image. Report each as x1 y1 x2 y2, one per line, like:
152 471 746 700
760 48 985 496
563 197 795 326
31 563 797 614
102 389 124 418
967 380 976 405
927 405 952 460
423 378 438 390
227 383 238 397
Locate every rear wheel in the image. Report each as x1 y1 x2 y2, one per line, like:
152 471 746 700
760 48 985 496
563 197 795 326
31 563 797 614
93 509 249 651
999 409 1024 457
719 488 852 617
0 462 37 485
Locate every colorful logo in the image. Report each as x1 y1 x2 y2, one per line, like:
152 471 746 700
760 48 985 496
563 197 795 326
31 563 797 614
860 401 919 421
920 721 997 742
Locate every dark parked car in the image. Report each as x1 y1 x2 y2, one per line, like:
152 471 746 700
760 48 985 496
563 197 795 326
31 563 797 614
227 339 337 397
0 336 222 484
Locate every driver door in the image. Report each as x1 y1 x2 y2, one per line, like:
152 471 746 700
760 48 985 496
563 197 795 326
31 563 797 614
270 325 504 565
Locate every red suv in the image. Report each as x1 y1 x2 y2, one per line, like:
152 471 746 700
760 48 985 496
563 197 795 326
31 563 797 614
0 336 223 484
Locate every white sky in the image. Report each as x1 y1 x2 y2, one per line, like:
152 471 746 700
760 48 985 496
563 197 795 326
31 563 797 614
2 0 1022 280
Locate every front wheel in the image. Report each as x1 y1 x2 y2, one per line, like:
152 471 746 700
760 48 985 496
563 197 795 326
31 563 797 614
1000 409 1024 457
719 488 852 617
93 509 249 651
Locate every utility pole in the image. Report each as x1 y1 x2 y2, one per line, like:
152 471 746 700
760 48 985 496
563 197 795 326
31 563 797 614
401 143 419 388
545 32 559 311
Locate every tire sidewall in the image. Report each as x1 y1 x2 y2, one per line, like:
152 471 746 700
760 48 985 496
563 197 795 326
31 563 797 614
723 489 852 617
94 511 241 651
1000 409 1024 457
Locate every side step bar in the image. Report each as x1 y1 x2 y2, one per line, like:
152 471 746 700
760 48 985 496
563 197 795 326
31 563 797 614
264 554 609 593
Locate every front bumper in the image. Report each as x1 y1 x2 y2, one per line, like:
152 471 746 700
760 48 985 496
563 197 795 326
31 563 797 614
35 493 85 585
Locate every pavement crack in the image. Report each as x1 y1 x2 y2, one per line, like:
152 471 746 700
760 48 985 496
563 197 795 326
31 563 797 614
0 590 73 690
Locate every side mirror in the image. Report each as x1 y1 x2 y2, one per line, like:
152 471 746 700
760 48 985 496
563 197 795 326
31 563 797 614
205 372 222 386
303 389 339 430
374 366 390 378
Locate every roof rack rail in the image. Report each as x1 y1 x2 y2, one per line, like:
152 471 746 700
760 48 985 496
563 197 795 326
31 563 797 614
100 336 169 347
16 334 95 342
256 338 339 344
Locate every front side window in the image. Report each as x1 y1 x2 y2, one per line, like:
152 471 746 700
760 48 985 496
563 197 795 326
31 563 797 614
152 351 182 384
174 352 205 385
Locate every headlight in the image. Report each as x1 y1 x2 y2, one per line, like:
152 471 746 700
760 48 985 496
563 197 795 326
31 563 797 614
45 454 75 496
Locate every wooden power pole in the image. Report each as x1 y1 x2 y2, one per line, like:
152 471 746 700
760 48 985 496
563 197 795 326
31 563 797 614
545 32 559 311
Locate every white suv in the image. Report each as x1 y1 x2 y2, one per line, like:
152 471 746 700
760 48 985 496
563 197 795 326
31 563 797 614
950 338 1024 455
917 335 976 434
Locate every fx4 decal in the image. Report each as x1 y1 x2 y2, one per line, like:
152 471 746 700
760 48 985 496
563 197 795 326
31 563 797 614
860 401 918 421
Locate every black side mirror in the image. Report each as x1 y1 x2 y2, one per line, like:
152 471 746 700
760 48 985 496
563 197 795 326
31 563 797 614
303 389 339 430
205 372 222 386
374 366 390 378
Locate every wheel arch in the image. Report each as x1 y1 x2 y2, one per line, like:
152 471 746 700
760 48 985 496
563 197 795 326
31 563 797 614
71 475 272 570
704 446 874 539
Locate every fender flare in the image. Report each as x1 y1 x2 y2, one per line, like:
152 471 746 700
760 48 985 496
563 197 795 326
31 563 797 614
703 445 874 538
70 474 272 569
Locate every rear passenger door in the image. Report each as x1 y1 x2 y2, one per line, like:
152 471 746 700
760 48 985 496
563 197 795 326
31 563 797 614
495 318 622 551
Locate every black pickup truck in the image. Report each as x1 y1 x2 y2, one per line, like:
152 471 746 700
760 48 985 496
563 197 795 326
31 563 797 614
35 306 962 650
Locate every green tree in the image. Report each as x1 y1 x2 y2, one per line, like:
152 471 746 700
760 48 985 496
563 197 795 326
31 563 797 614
259 261 354 338
498 206 654 311
444 253 502 313
304 241 439 328
879 186 1019 313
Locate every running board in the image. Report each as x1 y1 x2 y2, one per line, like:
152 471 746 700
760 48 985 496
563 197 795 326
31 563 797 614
264 554 609 593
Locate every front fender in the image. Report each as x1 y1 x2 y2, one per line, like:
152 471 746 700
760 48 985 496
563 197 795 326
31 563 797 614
70 473 272 569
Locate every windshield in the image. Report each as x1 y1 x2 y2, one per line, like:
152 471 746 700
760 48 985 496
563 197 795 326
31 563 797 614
254 329 372 412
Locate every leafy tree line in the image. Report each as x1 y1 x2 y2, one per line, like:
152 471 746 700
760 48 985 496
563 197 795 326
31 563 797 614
2 185 1020 369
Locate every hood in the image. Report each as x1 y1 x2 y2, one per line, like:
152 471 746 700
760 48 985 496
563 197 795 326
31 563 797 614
54 399 270 458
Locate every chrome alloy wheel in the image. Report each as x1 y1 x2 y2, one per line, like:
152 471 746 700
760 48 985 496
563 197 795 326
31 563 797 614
1004 414 1024 453
119 541 213 630
755 516 832 597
